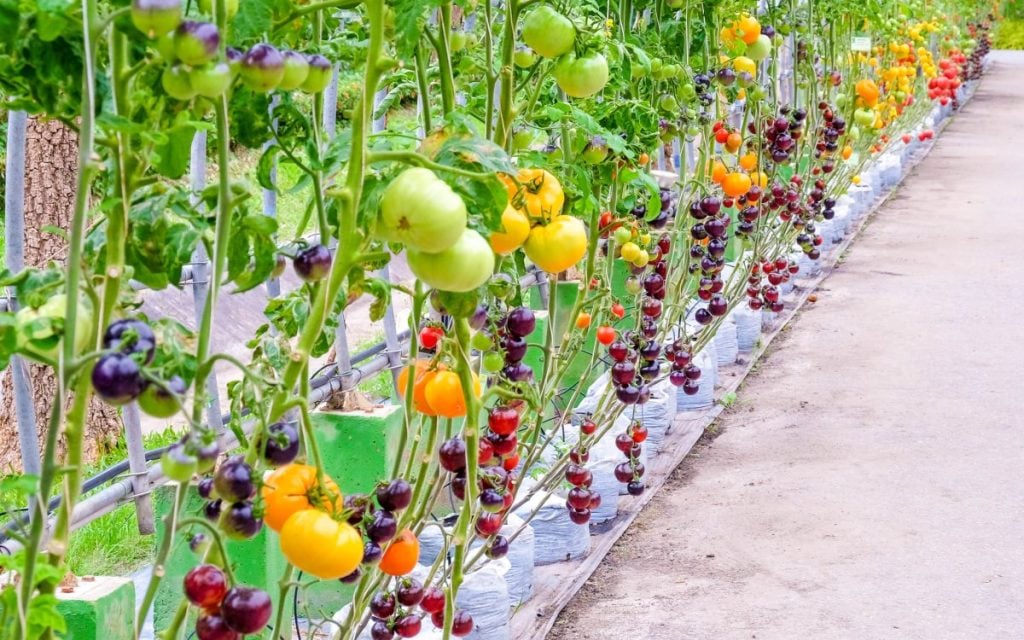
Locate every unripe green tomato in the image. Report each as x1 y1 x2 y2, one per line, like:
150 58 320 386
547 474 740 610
514 47 537 68
612 226 632 245
482 351 504 373
162 65 196 100
471 331 494 351
450 31 468 52
278 50 311 91
658 94 679 112
625 276 642 295
189 62 233 98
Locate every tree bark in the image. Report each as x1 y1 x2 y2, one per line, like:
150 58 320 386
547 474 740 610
0 118 121 472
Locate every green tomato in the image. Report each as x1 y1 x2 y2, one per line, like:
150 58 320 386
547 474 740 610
836 93 850 107
612 226 632 245
15 294 93 364
131 0 182 39
471 331 494 351
278 50 311 91
189 62 232 98
408 229 496 293
450 31 469 52
155 31 177 62
625 276 642 295
512 128 541 152
302 54 332 94
853 108 876 127
746 34 773 61
554 52 609 99
748 85 767 102
849 125 862 141
522 5 575 59
376 167 468 253
160 444 198 484
582 136 609 164
650 57 663 76
482 351 504 373
173 21 219 67
678 83 697 101
161 65 196 101
488 273 515 300
658 94 679 113
138 376 187 419
514 47 537 69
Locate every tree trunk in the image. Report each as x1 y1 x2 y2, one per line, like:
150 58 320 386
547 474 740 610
0 118 121 472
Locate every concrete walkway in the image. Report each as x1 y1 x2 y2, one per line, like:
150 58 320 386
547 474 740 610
549 52 1024 640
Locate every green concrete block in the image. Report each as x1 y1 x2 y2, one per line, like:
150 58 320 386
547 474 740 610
57 576 134 640
300 404 404 616
152 488 290 633
312 404 403 495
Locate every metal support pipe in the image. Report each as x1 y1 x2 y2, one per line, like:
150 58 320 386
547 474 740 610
3 110 43 488
189 132 224 431
121 402 154 534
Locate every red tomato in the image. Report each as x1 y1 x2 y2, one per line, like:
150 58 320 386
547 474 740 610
610 303 625 319
596 326 616 345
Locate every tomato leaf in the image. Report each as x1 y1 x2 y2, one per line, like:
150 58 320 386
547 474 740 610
392 0 443 58
230 0 275 43
154 121 197 180
257 144 282 191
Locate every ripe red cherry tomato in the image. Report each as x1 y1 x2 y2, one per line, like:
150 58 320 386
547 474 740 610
596 326 616 345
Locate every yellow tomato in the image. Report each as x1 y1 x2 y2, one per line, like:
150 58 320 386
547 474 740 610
280 509 363 580
489 205 531 255
524 215 588 273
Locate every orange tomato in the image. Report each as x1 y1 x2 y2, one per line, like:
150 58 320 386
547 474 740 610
576 312 592 330
380 529 420 576
735 15 761 45
423 370 481 418
397 360 444 416
725 132 743 153
856 79 880 106
711 161 728 184
722 172 752 197
638 152 650 165
739 153 758 172
841 145 854 160
262 464 342 532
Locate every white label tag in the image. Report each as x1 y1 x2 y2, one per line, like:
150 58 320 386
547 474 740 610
851 36 872 52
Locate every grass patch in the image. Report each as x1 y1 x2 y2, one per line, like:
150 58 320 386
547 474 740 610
63 426 181 576
995 19 1024 49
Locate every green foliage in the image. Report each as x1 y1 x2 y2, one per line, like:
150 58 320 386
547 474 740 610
995 18 1024 48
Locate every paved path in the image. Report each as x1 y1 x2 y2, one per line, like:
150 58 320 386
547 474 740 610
549 52 1024 640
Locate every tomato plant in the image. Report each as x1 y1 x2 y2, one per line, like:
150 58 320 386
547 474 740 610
0 0 993 636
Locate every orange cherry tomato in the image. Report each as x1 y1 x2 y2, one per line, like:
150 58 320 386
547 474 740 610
380 529 420 576
739 153 758 172
725 132 743 153
397 360 445 416
423 370 481 418
262 464 343 532
722 172 753 198
596 326 616 345
638 152 650 165
711 161 728 184
576 312 592 330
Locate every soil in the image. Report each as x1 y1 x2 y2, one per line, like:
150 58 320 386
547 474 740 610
549 51 1024 640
